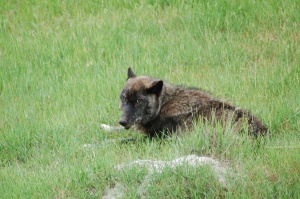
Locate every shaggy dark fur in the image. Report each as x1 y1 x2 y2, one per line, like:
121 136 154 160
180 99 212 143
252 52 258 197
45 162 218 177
119 68 267 137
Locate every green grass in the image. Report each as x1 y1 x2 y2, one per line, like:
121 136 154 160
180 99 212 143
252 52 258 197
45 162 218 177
1 0 299 198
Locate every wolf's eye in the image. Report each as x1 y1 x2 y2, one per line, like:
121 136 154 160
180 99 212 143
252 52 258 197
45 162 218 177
136 99 141 104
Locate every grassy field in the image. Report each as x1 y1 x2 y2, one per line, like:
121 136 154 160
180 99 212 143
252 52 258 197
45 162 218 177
1 0 299 198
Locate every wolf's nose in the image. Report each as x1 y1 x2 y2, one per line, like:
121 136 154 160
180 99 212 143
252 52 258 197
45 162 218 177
119 120 128 127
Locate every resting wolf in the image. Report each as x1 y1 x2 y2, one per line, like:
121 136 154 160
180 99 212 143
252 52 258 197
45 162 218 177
116 68 267 138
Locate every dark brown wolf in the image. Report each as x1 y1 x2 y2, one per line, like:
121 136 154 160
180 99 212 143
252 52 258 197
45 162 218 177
118 68 267 138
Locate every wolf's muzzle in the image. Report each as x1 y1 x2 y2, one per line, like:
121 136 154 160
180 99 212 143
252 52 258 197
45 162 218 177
119 120 130 129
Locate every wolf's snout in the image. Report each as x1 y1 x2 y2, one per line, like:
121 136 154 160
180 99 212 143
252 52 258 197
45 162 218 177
119 120 128 128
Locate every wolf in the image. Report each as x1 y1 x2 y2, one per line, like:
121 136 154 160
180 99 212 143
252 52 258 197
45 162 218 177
118 68 267 138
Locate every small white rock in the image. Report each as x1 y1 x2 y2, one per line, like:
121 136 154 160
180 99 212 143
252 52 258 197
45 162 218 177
100 124 124 133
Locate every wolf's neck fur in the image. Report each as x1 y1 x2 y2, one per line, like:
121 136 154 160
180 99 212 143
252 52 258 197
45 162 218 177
160 83 182 102
159 83 211 114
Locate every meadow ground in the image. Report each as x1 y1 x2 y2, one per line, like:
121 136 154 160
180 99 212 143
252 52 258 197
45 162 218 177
0 0 299 198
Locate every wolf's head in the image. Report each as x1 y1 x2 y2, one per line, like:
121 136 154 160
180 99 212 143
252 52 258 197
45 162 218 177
119 68 163 130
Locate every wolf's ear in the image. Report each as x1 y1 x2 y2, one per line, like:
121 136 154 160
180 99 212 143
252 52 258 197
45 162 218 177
147 80 163 95
127 67 136 79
